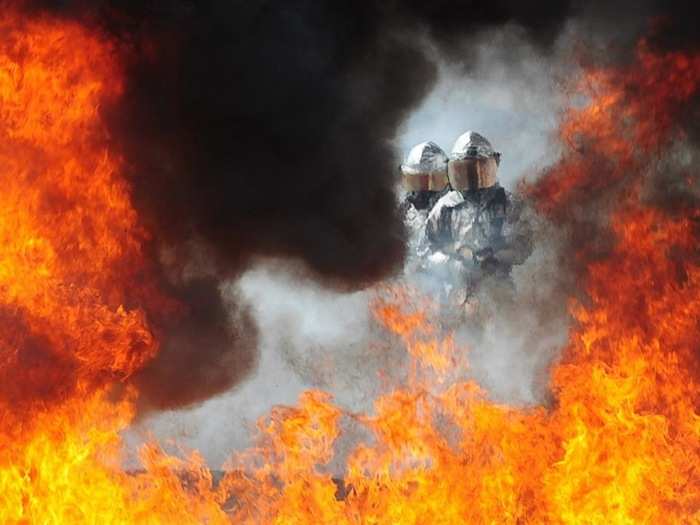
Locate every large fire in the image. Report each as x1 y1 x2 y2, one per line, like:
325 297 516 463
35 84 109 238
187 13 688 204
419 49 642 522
0 4 699 524
0 8 227 524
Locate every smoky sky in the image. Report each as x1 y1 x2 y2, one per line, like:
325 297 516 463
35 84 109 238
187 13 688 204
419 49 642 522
30 1 578 279
22 0 700 411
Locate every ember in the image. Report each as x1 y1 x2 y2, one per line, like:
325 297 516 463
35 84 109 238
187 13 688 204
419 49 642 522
0 3 699 524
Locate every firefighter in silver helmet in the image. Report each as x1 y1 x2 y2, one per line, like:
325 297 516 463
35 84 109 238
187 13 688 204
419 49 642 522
400 141 450 213
400 141 450 267
426 131 532 305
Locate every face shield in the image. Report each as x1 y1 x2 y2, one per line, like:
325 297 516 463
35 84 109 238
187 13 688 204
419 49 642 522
401 141 449 194
428 170 448 191
402 171 430 192
401 167 448 192
447 157 498 191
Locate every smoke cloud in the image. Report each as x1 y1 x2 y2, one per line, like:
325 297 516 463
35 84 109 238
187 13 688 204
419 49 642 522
19 0 700 416
17 0 578 411
126 0 700 462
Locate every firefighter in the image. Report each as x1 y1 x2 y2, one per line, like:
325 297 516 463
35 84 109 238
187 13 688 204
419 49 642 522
400 141 450 266
426 131 532 311
400 141 450 213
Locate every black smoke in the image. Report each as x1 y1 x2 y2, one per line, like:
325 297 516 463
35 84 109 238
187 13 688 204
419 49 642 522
26 0 699 411
106 1 438 410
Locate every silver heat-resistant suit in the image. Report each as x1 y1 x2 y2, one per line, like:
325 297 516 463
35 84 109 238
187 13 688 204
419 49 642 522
399 141 451 266
401 132 532 304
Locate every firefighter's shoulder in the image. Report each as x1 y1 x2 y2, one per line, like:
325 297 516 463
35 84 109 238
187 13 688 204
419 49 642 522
428 190 464 219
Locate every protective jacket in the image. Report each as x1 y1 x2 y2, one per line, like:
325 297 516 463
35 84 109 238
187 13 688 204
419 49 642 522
426 185 532 294
400 141 450 270
401 186 449 265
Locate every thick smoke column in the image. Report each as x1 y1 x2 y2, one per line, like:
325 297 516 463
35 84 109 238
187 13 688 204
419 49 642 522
107 1 435 410
21 0 576 411
21 0 700 411
95 0 573 280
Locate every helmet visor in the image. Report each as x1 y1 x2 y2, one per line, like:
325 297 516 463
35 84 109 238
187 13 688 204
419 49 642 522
428 170 449 191
402 173 430 192
447 158 498 191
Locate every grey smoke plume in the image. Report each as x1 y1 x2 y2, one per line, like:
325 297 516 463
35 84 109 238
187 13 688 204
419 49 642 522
136 28 573 465
14 0 699 425
22 0 574 413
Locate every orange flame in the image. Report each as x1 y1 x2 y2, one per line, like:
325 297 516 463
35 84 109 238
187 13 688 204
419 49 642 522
219 213 700 522
216 44 700 524
0 7 228 524
530 41 700 215
0 7 157 403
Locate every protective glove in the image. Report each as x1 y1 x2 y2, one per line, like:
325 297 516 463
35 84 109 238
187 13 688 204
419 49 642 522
473 247 499 274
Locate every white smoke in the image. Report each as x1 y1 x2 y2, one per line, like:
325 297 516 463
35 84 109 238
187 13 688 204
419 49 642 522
396 26 566 191
132 27 572 466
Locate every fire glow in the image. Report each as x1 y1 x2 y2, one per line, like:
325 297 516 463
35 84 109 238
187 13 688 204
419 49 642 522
0 5 699 524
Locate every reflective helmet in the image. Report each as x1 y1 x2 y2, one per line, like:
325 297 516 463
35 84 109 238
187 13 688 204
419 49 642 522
447 131 501 191
400 141 449 192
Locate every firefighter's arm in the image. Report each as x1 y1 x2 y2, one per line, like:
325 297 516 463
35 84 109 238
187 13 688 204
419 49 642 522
493 196 534 266
426 204 450 252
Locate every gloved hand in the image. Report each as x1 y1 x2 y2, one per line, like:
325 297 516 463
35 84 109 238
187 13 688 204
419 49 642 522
473 247 494 263
457 246 473 261
473 247 499 274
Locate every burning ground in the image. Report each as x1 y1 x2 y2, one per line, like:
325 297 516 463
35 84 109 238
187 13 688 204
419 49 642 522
0 1 700 523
